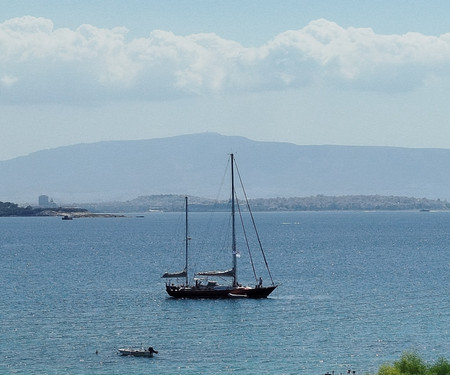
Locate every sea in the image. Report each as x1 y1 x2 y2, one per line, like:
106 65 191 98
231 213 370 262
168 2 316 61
1 211 449 374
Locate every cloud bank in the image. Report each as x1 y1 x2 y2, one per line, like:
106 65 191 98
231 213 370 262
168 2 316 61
1 16 450 104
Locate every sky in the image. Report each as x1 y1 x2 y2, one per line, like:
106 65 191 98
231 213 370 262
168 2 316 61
2 0 450 160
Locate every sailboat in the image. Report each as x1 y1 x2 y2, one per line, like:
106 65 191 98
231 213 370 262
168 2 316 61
162 154 278 298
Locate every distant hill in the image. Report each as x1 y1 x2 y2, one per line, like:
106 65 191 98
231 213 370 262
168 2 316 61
2 133 450 204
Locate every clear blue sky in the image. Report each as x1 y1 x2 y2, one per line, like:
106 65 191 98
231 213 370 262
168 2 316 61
4 1 450 43
1 0 450 160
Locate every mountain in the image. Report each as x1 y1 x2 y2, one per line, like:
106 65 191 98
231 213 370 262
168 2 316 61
2 132 450 204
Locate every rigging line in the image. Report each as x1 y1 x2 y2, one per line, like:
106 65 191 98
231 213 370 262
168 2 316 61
201 158 230 256
234 160 275 285
215 156 231 203
235 193 258 282
169 203 186 271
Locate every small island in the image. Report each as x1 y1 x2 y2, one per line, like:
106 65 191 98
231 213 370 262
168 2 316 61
0 201 122 218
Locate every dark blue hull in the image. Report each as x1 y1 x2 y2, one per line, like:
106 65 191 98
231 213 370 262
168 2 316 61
166 284 277 299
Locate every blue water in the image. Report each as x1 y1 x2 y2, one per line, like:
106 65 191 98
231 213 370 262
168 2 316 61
1 211 449 374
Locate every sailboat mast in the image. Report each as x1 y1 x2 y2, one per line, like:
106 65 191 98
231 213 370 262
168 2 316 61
231 154 237 286
185 196 189 286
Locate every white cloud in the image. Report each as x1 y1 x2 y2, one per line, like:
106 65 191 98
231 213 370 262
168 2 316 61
1 16 450 104
1 74 18 87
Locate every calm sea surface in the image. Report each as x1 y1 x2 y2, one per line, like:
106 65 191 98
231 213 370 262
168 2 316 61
1 211 449 374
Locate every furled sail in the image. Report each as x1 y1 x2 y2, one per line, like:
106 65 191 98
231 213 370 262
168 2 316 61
195 269 235 277
161 269 187 278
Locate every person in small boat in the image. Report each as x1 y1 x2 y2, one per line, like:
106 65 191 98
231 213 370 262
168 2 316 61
148 347 158 354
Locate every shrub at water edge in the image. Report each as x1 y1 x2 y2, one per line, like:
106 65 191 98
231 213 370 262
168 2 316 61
374 352 450 375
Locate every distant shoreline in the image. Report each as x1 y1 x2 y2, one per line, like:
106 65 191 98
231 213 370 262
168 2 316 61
80 194 449 213
2 194 448 217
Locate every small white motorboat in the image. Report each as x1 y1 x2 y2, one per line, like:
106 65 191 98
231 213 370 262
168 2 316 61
118 347 158 357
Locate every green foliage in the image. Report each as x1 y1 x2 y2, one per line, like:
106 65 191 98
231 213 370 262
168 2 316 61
394 352 427 375
428 357 450 375
377 364 402 375
374 353 450 375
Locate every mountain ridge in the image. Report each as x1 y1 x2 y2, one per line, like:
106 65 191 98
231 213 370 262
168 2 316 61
2 132 450 204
